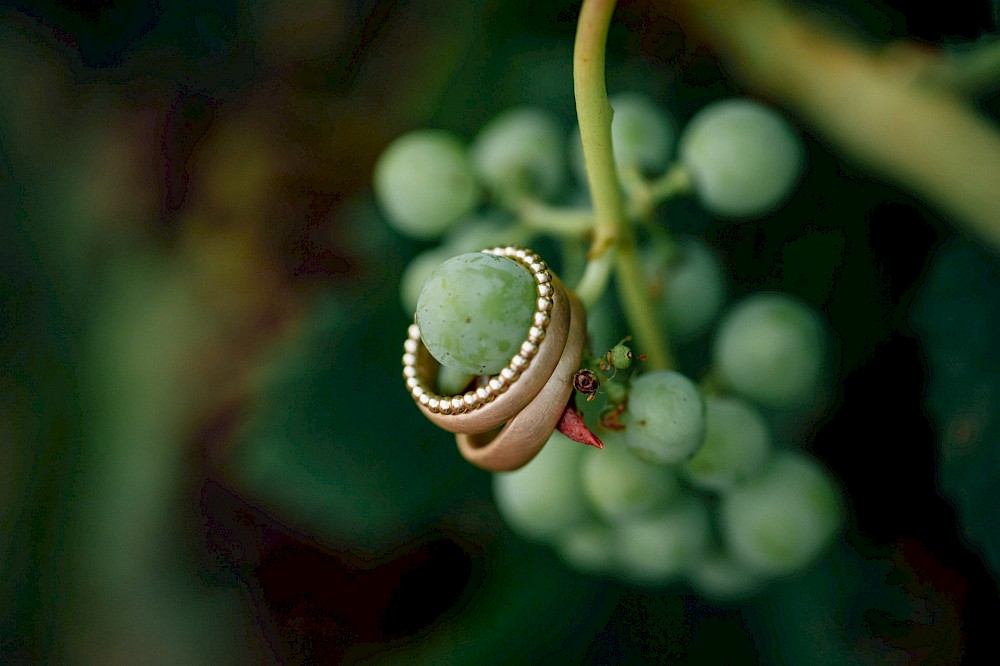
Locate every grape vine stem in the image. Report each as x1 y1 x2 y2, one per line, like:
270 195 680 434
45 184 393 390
517 198 594 239
573 0 673 370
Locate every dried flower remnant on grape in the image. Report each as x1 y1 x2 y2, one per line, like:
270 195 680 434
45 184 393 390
556 394 604 449
574 368 601 402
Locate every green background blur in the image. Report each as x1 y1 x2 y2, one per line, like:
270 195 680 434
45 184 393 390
3 0 1000 663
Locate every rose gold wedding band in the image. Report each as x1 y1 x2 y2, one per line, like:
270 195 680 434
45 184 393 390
411 275 571 435
455 290 587 471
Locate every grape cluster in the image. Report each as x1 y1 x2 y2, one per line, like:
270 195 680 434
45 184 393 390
494 334 842 598
377 93 843 599
375 95 806 245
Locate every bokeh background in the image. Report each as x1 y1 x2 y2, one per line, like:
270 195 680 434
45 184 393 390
3 0 1000 663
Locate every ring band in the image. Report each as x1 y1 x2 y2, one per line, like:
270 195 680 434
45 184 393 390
455 290 587 471
402 247 567 434
402 244 587 472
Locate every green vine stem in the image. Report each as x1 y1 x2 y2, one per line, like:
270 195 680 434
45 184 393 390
516 198 595 239
623 162 694 221
573 0 673 370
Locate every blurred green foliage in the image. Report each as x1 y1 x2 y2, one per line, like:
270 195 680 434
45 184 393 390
913 236 1000 579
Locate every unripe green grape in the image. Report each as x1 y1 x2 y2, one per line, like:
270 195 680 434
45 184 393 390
556 521 617 574
569 91 675 186
470 106 566 202
398 215 526 315
580 431 679 521
609 343 633 369
687 550 762 601
416 252 536 376
645 237 727 338
681 396 772 491
399 246 452 314
492 431 590 543
608 92 675 173
443 213 524 254
622 370 706 465
712 292 826 408
678 98 804 217
373 129 480 238
436 364 473 396
720 450 843 577
614 493 711 584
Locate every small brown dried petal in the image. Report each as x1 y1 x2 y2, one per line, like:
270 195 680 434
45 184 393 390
556 395 604 449
573 368 600 395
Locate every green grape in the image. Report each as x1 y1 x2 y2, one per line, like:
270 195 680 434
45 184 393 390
580 431 679 521
614 493 711 584
621 370 706 465
470 106 566 202
720 450 843 577
609 342 633 370
681 396 772 491
416 252 536 376
442 213 524 253
436 364 473 395
608 91 675 174
399 246 453 314
492 431 591 543
555 521 617 574
373 129 480 238
687 550 762 601
645 237 727 338
712 292 826 408
678 98 804 217
569 91 675 185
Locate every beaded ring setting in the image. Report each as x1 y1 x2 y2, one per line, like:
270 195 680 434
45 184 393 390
402 246 556 417
402 245 588 471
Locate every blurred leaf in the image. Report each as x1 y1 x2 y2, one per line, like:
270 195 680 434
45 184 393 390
758 540 965 666
231 284 477 556
911 235 1000 580
347 539 611 665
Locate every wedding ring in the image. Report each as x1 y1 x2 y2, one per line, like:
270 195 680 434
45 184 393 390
402 244 587 472
455 290 586 471
403 247 569 434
